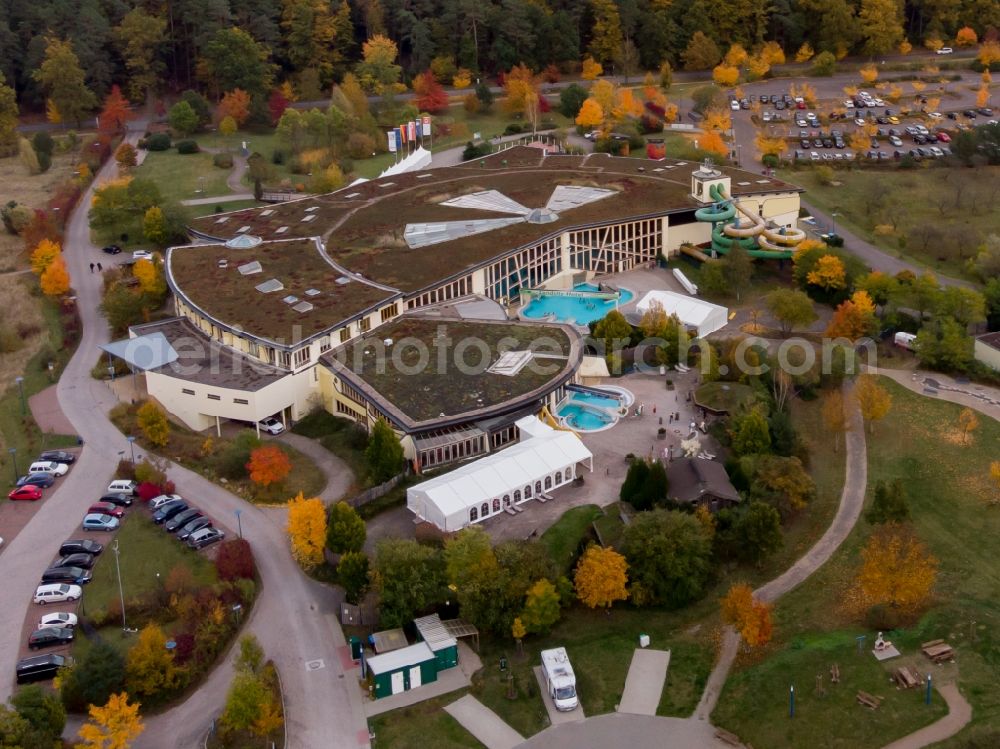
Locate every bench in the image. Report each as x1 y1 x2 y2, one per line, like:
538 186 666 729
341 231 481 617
856 690 883 709
714 728 742 746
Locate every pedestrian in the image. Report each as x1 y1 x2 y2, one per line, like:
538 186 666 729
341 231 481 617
97 262 103 272
653 404 657 414
89 262 94 273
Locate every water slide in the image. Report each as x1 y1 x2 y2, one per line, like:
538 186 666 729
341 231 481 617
693 184 805 259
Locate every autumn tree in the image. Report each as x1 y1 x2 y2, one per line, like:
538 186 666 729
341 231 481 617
355 35 402 95
30 238 61 276
40 255 70 297
859 62 879 85
588 0 623 65
115 142 137 171
713 64 739 87
503 64 540 128
136 400 169 447
574 546 628 610
246 444 292 487
821 389 849 452
142 207 167 245
0 72 17 153
219 88 251 125
854 524 937 617
794 42 814 63
683 31 722 70
512 617 526 653
521 579 561 634
956 27 978 47
133 257 167 297
860 0 905 54
99 86 131 135
761 41 786 66
766 289 817 334
744 454 815 517
957 407 979 444
581 57 603 80
76 692 144 749
413 70 449 113
755 132 785 159
220 671 268 734
326 501 366 554
721 583 773 648
286 493 327 569
452 69 472 89
978 41 1000 68
575 98 604 129
826 290 877 340
126 624 179 700
114 8 168 101
865 479 909 524
854 374 892 434
807 254 846 291
699 130 729 157
267 88 290 125
33 37 96 126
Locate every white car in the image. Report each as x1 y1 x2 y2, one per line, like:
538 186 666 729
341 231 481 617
929 146 944 157
258 417 285 435
33 583 82 605
927 112 942 119
729 99 740 111
38 612 78 629
889 136 903 147
810 151 820 161
149 493 183 510
936 47 953 55
854 117 866 126
844 100 855 109
132 250 153 261
28 461 69 477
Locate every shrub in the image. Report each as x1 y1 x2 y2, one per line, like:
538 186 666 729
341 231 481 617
810 51 837 76
347 132 376 160
176 140 199 154
462 141 491 161
145 132 171 151
503 123 523 135
134 459 168 486
214 431 261 480
136 482 162 502
271 149 286 165
215 539 256 580
213 152 234 168
1 201 33 234
115 459 137 481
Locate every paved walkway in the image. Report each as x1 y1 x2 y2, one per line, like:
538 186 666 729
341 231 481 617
277 431 356 503
618 649 671 716
180 193 254 206
27 384 76 436
518 713 732 749
882 683 972 749
444 695 525 749
873 367 1000 422
532 667 585 725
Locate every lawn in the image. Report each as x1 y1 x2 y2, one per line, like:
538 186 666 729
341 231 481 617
82 511 217 620
132 150 231 204
539 504 601 574
694 381 757 414
714 378 1000 747
783 165 998 282
369 693 479 749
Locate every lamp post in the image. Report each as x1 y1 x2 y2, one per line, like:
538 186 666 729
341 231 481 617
113 540 127 632
789 685 795 718
8 447 16 484
831 211 840 238
234 509 243 539
126 436 136 464
15 376 26 416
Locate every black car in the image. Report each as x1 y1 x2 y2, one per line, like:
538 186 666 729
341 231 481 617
876 116 888 124
774 100 785 110
925 133 938 143
176 516 213 541
963 109 977 118
28 627 74 650
16 473 55 488
913 134 927 144
152 499 188 524
98 492 133 507
40 566 91 586
834 138 845 149
101 244 122 255
38 450 76 465
813 138 824 148
16 654 70 684
800 138 810 149
946 111 957 120
166 508 202 533
59 539 103 556
55 553 95 569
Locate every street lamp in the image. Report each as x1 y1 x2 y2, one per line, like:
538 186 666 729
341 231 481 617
113 540 128 632
831 211 840 237
126 436 136 464
7 447 16 484
15 376 25 416
234 509 243 539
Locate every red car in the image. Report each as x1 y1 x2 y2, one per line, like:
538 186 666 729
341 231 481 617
935 131 951 142
9 485 43 501
87 502 124 519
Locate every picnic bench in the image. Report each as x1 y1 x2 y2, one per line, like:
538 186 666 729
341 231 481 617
856 690 883 709
829 664 840 684
893 666 924 689
921 640 955 663
714 728 743 746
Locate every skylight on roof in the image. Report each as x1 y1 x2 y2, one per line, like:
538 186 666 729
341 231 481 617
305 288 321 296
237 260 262 275
345 192 361 198
292 301 314 313
305 206 319 212
756 179 771 184
378 182 396 187
236 225 251 233
487 350 533 377
335 277 352 285
282 295 299 305
260 209 274 216
275 226 289 234
215 216 229 224
255 279 284 293
737 181 752 186
301 214 316 223
417 173 432 178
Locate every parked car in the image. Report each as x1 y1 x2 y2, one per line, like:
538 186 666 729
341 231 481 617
936 46 953 54
187 527 224 549
936 131 952 142
28 461 68 477
166 508 202 533
101 245 122 255
55 553 95 569
889 135 903 147
258 416 285 435
16 654 71 684
88 502 124 519
38 450 76 464
149 493 183 511
176 516 213 541
729 98 740 111
800 138 810 149
152 500 189 524
979 107 994 116
33 583 82 605
41 566 92 586
28 627 74 650
887 115 900 125
132 249 153 261
8 485 42 501
37 612 78 630
99 492 133 507
59 539 103 556
16 473 55 488
963 109 978 118
929 146 944 157
82 513 119 532
107 480 138 496
927 112 943 119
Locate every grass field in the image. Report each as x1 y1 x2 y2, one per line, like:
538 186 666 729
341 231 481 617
784 165 1000 282
369 693 480 748
132 150 231 204
539 504 601 574
714 378 1000 747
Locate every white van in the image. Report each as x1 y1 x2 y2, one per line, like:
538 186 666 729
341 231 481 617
541 647 578 711
28 461 69 477
107 479 138 496
33 583 82 605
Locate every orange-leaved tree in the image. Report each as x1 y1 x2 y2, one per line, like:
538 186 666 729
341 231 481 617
806 254 846 291
219 88 251 125
721 583 773 648
853 374 892 434
859 63 879 84
76 692 144 749
574 545 629 610
286 492 327 569
825 290 877 340
957 407 979 444
712 64 739 87
413 70 449 113
853 524 937 616
575 98 604 129
978 41 1000 67
581 56 603 80
246 444 292 487
30 238 61 275
40 254 70 297
98 84 131 134
699 130 729 157
955 26 978 47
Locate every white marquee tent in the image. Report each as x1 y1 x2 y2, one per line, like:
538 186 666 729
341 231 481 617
407 416 593 531
635 289 729 337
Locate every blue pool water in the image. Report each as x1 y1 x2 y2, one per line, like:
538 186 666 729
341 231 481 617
569 391 622 410
523 284 634 325
556 404 614 431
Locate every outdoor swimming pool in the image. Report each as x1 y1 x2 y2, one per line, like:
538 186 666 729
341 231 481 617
555 386 635 433
556 404 615 431
567 391 623 410
522 284 634 326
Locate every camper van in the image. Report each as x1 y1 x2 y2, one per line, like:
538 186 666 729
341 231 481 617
893 332 917 351
541 647 578 711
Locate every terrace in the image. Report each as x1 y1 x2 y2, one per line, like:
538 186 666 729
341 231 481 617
167 237 398 345
324 316 581 428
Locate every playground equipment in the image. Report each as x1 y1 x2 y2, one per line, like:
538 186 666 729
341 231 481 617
694 183 805 259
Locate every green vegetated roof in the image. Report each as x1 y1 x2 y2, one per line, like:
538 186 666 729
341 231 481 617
695 381 758 414
329 317 578 425
167 238 397 344
190 148 801 295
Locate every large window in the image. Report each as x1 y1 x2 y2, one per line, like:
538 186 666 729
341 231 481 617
470 507 478 522
568 216 661 275
293 347 310 367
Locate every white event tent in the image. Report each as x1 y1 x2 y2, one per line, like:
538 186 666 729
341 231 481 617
635 289 729 337
407 416 593 531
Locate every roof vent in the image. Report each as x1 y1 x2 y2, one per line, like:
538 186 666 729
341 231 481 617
260 209 274 216
236 225 251 233
383 338 393 346
255 279 284 293
292 301 314 313
217 258 229 269
305 206 319 212
215 216 229 224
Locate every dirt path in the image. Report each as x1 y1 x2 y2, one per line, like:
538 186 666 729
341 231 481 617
881 682 972 749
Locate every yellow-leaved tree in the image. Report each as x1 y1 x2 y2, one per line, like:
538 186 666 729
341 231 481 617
755 132 785 157
452 69 472 89
957 407 979 444
31 238 62 275
575 98 604 129
853 374 892 434
136 401 170 447
712 64 739 87
859 63 879 84
761 41 785 65
581 57 603 80
76 692 144 749
133 257 167 295
853 524 937 615
794 42 814 63
699 130 729 157
721 583 773 648
125 624 180 700
40 254 70 297
286 492 327 569
806 254 846 291
574 545 628 610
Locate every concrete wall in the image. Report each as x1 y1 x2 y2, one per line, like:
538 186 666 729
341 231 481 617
974 340 1000 371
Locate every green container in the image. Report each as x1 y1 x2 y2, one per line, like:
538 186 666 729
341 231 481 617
350 636 363 660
